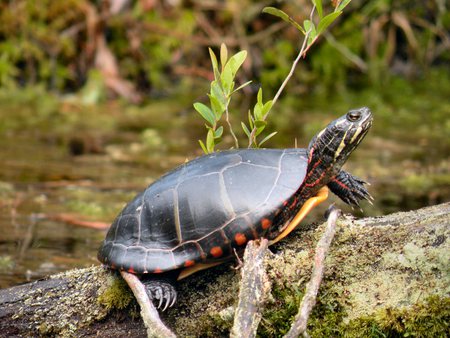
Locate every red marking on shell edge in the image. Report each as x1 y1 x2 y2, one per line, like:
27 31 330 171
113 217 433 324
153 268 163 273
261 218 272 230
184 260 195 267
127 267 135 274
210 246 223 258
289 197 298 209
234 233 247 246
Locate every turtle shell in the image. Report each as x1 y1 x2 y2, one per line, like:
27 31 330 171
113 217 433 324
98 148 308 274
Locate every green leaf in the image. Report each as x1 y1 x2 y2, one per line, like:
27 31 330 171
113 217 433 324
336 0 351 12
199 140 208 154
211 81 226 107
317 11 341 34
220 43 228 70
257 87 263 103
303 20 317 45
248 110 254 129
232 80 252 94
208 94 224 118
254 120 267 136
262 100 273 117
241 122 251 138
208 48 219 80
194 102 215 126
206 129 215 153
227 51 247 77
262 7 305 34
254 105 263 121
259 132 277 147
312 0 323 18
214 126 223 139
221 65 233 94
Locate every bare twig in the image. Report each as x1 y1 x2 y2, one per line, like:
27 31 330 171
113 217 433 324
120 271 176 338
284 207 341 338
230 239 271 338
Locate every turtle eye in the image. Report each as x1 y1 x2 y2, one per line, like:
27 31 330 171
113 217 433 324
347 110 361 122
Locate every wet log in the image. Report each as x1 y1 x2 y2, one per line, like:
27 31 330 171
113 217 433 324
0 203 448 337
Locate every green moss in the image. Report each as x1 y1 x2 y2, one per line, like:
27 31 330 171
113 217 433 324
345 296 450 337
258 284 303 336
259 285 449 337
308 290 346 337
97 275 133 310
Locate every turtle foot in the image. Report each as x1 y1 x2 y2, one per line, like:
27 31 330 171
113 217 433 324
328 170 373 207
141 278 177 311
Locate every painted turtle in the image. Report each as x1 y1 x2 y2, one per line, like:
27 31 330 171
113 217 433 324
98 107 373 309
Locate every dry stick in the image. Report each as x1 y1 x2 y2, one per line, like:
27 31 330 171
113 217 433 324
120 271 176 338
284 207 341 338
230 239 271 338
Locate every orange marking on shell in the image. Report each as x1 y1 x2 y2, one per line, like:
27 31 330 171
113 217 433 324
153 268 163 273
128 266 135 274
184 260 195 267
261 218 272 230
234 233 247 246
210 246 223 258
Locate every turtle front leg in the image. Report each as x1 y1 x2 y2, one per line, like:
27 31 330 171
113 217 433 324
328 170 373 207
141 277 177 311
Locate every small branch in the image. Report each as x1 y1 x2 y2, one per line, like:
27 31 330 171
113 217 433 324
269 5 316 110
225 105 240 148
120 271 176 338
230 239 271 338
284 207 341 338
248 6 316 147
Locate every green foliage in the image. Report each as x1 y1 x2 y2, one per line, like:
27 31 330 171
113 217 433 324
0 0 83 89
194 44 250 153
0 1 445 100
263 1 348 49
241 88 276 148
196 2 351 153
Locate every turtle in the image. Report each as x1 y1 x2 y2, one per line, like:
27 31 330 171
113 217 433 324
98 106 373 310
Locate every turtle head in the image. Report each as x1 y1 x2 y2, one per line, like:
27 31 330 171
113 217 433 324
306 107 373 183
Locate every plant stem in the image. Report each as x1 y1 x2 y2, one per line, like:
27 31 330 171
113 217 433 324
225 104 240 148
269 5 316 112
247 6 316 147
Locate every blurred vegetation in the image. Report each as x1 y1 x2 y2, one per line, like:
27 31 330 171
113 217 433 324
0 0 447 100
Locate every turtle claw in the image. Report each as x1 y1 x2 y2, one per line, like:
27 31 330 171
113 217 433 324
143 279 178 311
328 171 373 208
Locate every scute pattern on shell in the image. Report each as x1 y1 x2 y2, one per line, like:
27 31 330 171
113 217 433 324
98 148 308 273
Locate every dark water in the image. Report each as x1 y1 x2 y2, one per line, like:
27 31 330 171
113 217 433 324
0 99 448 289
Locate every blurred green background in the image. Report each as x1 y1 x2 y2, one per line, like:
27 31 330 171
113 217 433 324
0 0 448 288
